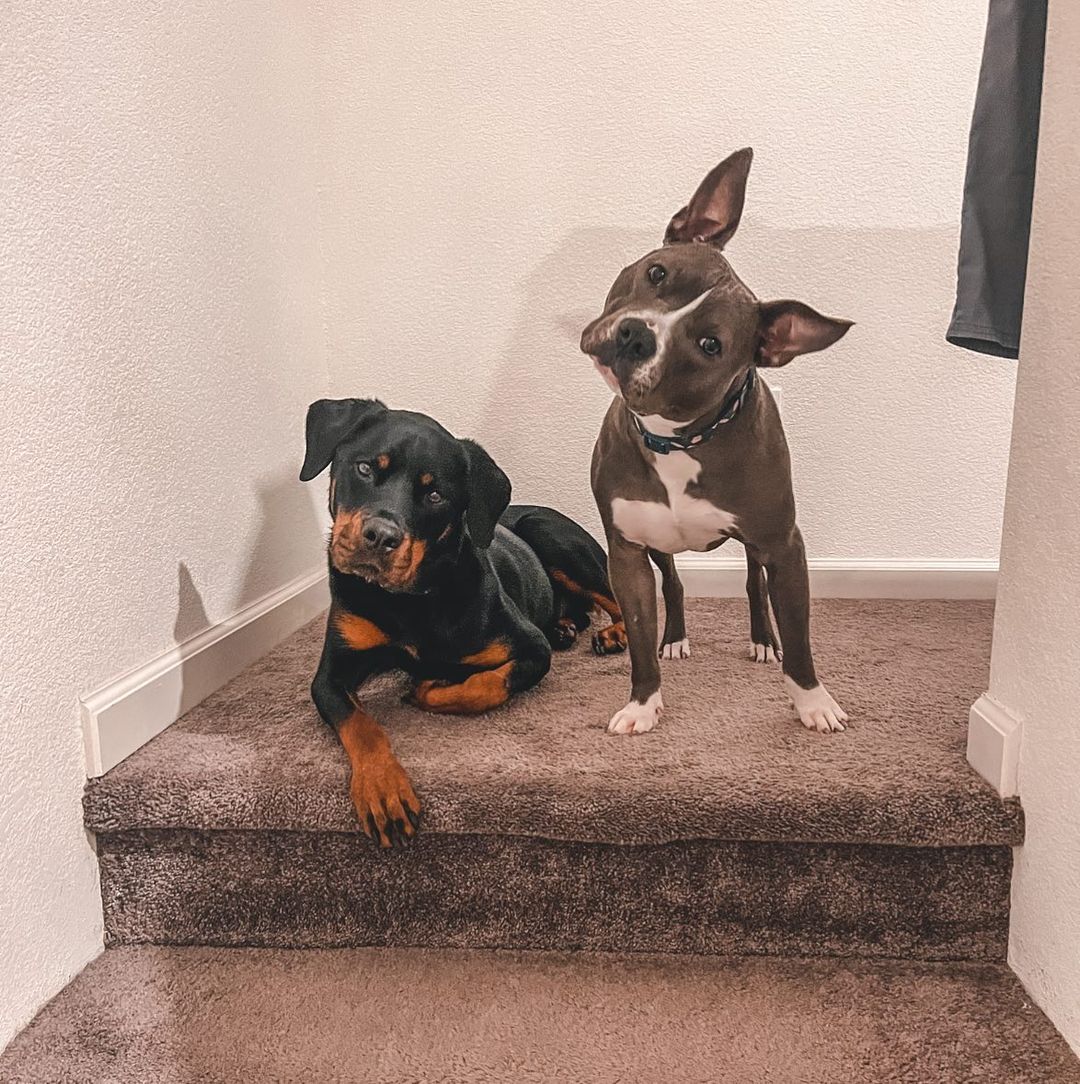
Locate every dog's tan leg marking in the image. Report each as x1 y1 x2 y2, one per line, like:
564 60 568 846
460 641 512 667
550 569 627 655
337 709 420 847
413 662 514 715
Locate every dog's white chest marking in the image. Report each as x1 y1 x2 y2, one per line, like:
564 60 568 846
611 452 737 553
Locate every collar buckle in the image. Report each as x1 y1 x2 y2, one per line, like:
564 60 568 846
642 431 675 455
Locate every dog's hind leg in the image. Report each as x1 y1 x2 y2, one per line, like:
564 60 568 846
503 506 627 655
411 630 552 714
549 566 627 656
746 550 782 663
649 549 690 659
550 591 592 650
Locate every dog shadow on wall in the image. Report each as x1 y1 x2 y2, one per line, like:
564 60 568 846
478 221 989 560
169 468 325 731
235 468 326 606
476 227 656 540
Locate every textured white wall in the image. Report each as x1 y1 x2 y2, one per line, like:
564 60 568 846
0 3 328 1048
998 0 1080 1055
0 0 1030 1052
319 0 1013 561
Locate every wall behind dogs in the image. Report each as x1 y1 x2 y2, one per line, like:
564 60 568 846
319 0 1013 564
0 3 327 1048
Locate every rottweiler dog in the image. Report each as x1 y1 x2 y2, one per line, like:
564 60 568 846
300 398 627 847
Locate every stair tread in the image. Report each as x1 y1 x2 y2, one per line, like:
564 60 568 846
3 946 1076 1083
84 598 1022 847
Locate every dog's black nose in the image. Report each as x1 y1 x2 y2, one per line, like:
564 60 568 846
615 318 657 362
363 517 404 552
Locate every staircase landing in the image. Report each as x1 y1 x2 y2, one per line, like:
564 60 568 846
85 599 1022 848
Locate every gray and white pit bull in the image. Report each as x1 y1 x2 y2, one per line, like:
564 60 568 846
581 147 852 737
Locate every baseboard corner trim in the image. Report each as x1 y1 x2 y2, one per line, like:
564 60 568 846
81 568 329 778
967 693 1022 798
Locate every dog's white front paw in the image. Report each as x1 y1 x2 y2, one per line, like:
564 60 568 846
608 692 663 735
784 677 848 734
660 638 691 660
749 641 778 663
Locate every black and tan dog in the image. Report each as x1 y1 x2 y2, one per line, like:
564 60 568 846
582 148 852 737
300 398 626 847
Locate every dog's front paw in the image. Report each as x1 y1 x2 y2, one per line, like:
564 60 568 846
350 753 422 848
660 638 691 659
784 677 848 734
607 692 663 735
749 641 780 663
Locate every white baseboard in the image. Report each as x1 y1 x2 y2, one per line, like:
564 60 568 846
81 568 330 778
673 556 998 599
966 693 1022 798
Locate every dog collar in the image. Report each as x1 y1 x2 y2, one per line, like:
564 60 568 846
631 366 756 455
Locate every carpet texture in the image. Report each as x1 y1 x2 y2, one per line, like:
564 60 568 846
97 830 1011 959
85 599 1022 847
3 946 1077 1084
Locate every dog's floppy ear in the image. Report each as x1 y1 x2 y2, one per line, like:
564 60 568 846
756 301 853 368
460 439 511 549
665 147 753 248
300 398 386 481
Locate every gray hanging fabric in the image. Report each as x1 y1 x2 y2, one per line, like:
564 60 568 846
947 0 1048 359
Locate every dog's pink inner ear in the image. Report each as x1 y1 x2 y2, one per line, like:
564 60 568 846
757 300 853 367
664 147 753 248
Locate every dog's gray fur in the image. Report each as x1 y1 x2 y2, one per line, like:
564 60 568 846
581 148 852 736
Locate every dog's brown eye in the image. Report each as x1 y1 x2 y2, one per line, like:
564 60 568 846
698 336 722 357
647 264 666 286
426 491 443 505
356 462 373 477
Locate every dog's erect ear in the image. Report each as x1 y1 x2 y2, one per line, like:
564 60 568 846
756 301 853 368
665 147 753 248
460 439 511 549
300 398 386 481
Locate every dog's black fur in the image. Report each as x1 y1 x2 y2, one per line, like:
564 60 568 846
300 398 625 846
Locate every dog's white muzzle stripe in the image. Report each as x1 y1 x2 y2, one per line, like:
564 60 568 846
622 287 716 393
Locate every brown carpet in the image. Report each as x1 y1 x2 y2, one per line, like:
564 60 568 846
2 946 1077 1083
11 601 1064 1078
85 599 1021 847
96 829 1011 959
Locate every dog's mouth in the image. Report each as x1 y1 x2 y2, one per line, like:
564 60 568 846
582 318 660 404
591 354 623 395
587 348 662 410
584 335 637 399
330 546 382 580
330 539 428 593
332 553 382 580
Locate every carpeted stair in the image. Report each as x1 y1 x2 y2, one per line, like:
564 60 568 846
4 598 1077 1080
83 599 1021 959
3 947 1079 1083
